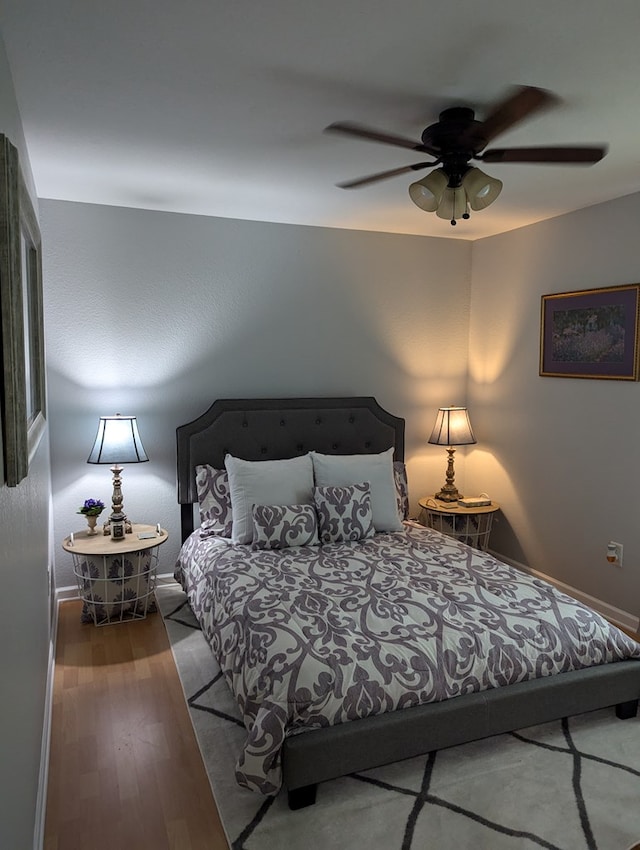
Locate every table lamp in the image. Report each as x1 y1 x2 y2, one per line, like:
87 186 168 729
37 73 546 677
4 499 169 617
428 406 476 502
87 414 149 537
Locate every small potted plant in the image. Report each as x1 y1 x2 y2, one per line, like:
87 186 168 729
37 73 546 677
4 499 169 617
77 498 105 535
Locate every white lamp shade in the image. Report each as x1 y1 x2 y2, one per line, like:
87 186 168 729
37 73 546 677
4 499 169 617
87 415 149 464
408 169 449 212
428 407 476 446
436 187 468 221
462 168 503 211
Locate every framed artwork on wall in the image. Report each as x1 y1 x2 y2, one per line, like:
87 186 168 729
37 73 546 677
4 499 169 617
540 284 640 380
0 133 46 486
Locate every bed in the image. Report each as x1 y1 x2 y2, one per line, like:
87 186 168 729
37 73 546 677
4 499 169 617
175 396 640 809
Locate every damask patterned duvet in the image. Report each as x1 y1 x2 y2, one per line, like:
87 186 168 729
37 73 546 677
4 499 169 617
174 523 640 795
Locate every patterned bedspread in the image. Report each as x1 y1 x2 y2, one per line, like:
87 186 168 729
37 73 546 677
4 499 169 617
174 523 640 795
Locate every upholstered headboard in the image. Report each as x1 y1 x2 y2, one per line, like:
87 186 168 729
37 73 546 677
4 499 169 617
176 396 405 541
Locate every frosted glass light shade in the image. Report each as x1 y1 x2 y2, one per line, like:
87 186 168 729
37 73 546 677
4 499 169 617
428 407 476 447
408 169 449 212
436 187 468 221
462 168 503 210
87 415 149 464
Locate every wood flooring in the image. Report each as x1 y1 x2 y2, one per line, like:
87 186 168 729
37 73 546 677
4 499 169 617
44 598 229 850
44 595 640 850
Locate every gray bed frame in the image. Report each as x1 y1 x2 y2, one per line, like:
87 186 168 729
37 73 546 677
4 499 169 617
176 396 640 809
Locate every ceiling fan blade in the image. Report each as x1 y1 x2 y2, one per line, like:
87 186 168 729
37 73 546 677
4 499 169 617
325 121 437 155
463 86 560 150
337 161 437 189
480 145 607 164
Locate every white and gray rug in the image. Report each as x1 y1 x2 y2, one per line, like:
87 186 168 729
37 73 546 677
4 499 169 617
156 582 640 850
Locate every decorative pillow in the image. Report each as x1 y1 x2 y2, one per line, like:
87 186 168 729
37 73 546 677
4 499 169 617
251 504 319 550
225 453 315 545
195 465 233 538
310 447 403 533
393 461 409 521
314 482 375 544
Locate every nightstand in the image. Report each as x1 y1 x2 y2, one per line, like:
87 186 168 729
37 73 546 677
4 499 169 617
417 497 499 551
62 524 168 625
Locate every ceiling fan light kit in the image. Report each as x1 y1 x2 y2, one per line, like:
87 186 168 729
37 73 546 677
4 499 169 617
408 169 448 212
326 85 607 227
435 186 468 222
461 168 503 211
409 166 503 223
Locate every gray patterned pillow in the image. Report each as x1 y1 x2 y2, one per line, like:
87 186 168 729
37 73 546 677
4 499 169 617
251 504 319 550
195 465 233 539
313 482 375 544
310 448 402 532
393 461 409 521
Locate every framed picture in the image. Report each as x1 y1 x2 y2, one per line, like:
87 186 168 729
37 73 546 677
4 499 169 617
0 134 46 486
540 284 640 380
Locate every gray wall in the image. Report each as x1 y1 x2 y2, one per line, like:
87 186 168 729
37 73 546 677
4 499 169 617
0 31 52 850
41 200 472 588
467 193 640 619
42 190 640 625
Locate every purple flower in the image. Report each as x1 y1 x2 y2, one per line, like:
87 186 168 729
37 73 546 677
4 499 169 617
77 498 105 516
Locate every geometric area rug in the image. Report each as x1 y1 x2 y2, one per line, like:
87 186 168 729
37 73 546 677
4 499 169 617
156 583 640 850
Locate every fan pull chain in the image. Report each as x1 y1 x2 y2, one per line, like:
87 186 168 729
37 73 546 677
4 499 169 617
451 195 471 225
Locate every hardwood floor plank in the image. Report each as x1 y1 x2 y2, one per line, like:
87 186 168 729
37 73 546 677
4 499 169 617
45 600 229 850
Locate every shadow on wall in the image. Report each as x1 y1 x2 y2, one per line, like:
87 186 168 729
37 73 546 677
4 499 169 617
488 511 528 566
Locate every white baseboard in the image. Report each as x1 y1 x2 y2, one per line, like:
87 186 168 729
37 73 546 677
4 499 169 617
55 583 78 602
492 550 640 634
33 594 59 849
156 571 179 585
55 572 176 603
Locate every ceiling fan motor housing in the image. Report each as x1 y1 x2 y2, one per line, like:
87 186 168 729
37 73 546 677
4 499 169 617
421 107 486 187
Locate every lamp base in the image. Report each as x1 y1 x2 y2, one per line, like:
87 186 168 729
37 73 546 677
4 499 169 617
102 463 133 535
434 485 462 503
435 446 462 502
102 515 133 536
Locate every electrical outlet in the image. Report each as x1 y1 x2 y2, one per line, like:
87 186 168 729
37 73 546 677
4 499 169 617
606 541 623 566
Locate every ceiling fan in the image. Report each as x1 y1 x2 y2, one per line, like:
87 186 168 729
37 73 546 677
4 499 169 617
325 86 607 225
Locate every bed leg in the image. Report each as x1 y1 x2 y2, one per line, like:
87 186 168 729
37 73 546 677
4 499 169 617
615 699 638 719
287 784 318 810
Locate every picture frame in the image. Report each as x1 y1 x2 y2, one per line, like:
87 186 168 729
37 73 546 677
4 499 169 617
0 134 46 486
540 284 640 380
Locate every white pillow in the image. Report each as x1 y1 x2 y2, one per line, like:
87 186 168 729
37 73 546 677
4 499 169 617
225 453 315 544
310 447 403 533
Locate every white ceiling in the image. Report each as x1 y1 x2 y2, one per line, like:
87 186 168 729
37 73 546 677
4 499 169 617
2 0 640 240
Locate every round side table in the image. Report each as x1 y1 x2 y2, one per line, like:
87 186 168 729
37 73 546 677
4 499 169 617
62 523 168 625
417 497 500 551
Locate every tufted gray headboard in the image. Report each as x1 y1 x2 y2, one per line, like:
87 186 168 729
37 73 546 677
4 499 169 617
176 397 405 541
